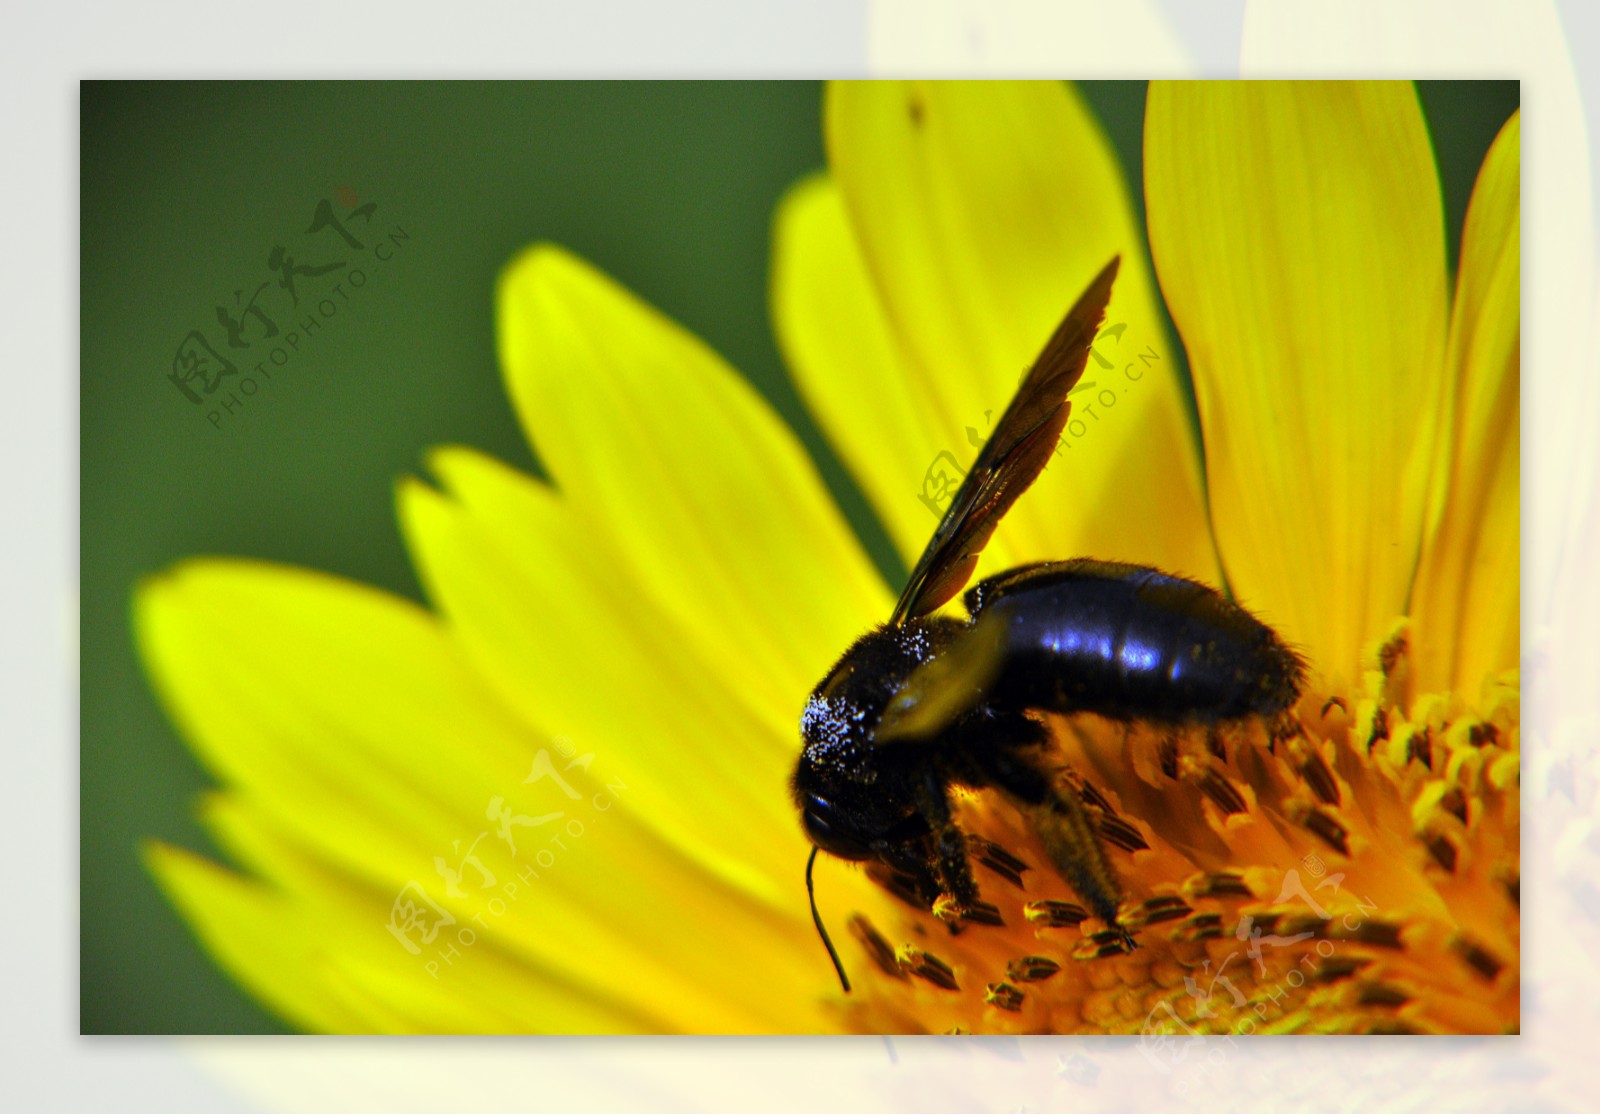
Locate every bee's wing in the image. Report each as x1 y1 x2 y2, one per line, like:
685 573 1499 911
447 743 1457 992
874 615 1007 743
890 256 1120 627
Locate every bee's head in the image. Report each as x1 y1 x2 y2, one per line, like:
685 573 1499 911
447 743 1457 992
793 621 963 858
794 622 961 995
797 792 874 861
793 688 886 861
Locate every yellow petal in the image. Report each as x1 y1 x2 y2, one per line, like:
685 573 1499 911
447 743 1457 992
823 80 1217 584
1145 81 1449 685
134 559 534 831
771 173 951 562
136 559 854 1032
194 792 792 1034
395 456 894 1017
1412 111 1520 695
495 243 889 693
396 467 803 891
150 807 655 1035
133 562 671 1029
419 445 799 743
143 841 367 1034
191 797 603 1034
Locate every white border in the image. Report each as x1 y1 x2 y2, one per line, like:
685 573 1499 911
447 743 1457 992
11 0 1595 1110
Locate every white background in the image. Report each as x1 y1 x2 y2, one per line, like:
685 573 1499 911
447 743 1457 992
6 0 1596 1110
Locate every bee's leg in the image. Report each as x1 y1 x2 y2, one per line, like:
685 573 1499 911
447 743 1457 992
911 772 979 911
875 840 945 908
972 727 1129 942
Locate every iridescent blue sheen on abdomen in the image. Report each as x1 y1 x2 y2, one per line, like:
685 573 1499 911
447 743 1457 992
965 559 1304 725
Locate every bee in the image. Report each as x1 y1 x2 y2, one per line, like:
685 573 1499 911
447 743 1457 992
795 257 1305 991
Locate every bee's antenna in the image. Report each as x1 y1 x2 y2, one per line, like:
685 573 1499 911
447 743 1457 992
807 846 852 993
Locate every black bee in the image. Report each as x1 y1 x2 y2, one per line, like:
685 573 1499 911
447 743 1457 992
794 257 1305 991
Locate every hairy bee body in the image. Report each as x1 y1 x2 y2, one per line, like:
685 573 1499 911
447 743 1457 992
794 257 1305 991
965 559 1304 725
794 559 1302 878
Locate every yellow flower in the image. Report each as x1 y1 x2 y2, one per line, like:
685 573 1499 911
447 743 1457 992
138 80 1518 1035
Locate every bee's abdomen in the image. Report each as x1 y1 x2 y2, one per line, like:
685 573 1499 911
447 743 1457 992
966 559 1304 724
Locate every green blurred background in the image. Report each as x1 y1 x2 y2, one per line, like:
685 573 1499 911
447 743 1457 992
81 80 1518 1034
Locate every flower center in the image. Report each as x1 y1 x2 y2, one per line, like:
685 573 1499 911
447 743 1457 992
832 622 1520 1037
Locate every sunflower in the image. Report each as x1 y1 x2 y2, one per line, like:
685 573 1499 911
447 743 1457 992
138 80 1518 1036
